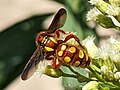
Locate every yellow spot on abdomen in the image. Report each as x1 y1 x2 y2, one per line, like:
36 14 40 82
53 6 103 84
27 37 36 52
69 47 76 53
79 50 84 58
61 45 66 51
45 46 54 51
64 56 71 63
58 51 63 56
74 61 80 67
50 37 57 44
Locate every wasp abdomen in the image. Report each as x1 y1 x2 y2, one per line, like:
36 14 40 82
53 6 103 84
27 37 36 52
56 44 90 67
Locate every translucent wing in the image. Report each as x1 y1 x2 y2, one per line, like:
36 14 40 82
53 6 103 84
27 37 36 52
48 8 67 33
21 46 44 80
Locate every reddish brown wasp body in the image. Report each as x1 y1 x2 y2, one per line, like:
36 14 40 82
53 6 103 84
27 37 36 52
56 43 90 68
21 8 91 80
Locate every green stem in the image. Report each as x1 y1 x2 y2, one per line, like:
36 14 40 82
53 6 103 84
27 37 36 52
88 65 119 88
88 66 105 82
115 26 120 30
90 64 101 73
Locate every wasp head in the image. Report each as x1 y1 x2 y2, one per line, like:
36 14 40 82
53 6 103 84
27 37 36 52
35 32 48 46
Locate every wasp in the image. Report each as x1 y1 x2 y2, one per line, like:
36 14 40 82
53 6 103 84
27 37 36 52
21 8 91 80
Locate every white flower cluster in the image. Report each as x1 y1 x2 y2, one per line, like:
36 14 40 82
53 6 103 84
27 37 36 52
99 36 120 63
87 0 120 29
82 35 120 81
86 7 102 21
107 5 120 16
101 65 114 81
83 35 120 62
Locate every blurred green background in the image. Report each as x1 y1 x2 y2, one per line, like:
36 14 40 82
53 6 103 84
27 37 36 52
0 14 52 89
0 0 111 90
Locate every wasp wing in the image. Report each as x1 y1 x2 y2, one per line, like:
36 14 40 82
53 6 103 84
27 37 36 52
21 46 44 80
48 8 67 33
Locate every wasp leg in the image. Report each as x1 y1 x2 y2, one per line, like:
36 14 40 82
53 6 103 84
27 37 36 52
45 52 54 60
58 40 63 44
64 34 81 45
54 29 66 39
52 58 62 69
45 52 61 68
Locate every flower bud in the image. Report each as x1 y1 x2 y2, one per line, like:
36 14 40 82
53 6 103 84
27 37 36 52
89 0 109 14
106 5 120 16
107 36 120 70
36 60 63 78
109 0 120 6
103 59 114 71
44 65 63 78
101 65 114 81
82 81 99 90
107 36 120 49
86 7 117 28
97 45 114 70
114 72 120 81
96 14 116 28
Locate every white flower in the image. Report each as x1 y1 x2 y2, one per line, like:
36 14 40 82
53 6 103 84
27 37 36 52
36 60 52 76
82 36 98 58
108 36 117 44
101 65 109 74
89 0 99 5
107 36 120 62
97 45 110 60
101 65 114 81
86 7 102 21
114 72 120 80
96 36 120 62
106 5 120 16
101 65 114 74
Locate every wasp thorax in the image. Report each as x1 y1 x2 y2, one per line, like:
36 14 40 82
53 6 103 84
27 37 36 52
36 32 58 52
44 37 58 52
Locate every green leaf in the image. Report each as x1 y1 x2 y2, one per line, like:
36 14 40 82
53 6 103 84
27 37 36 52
62 77 85 90
0 14 51 89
